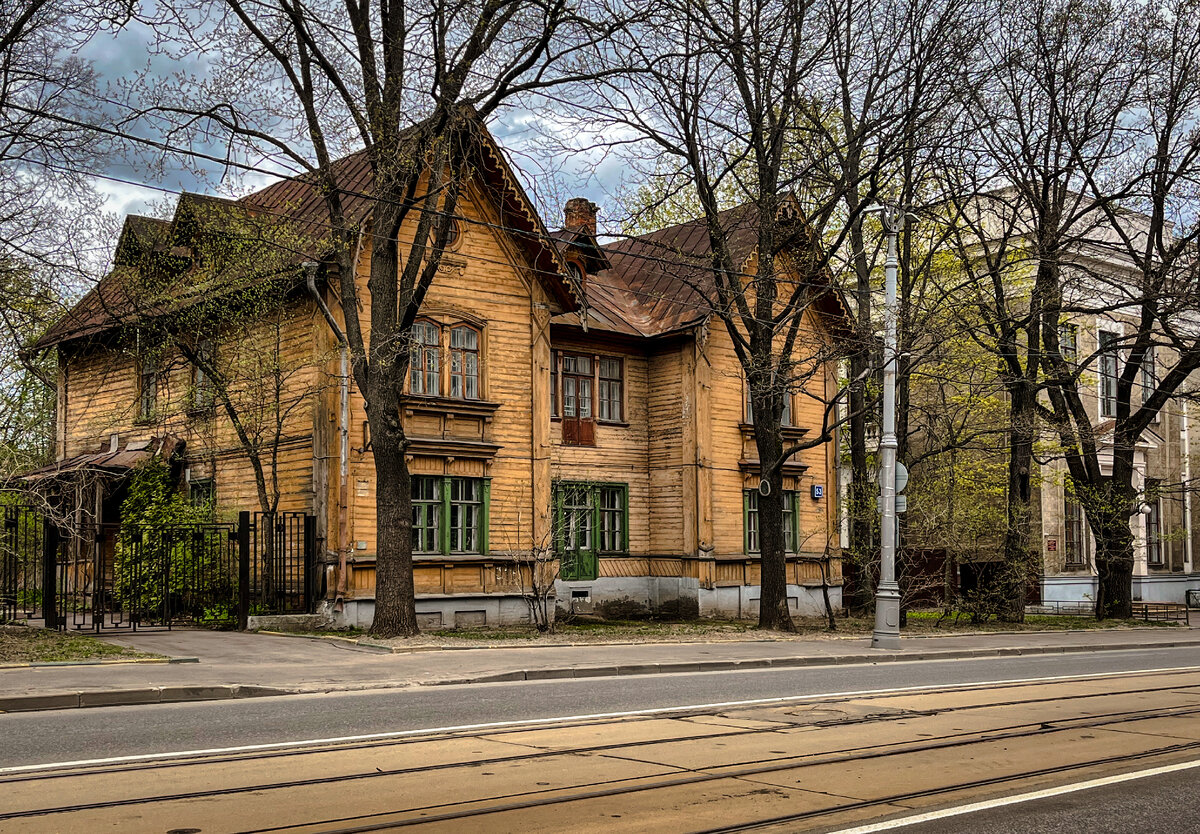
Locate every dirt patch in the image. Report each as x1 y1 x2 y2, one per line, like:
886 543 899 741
0 623 157 664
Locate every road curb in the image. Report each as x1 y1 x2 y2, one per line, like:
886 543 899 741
0 683 292 713
417 639 1200 686
0 656 199 670
2 638 1196 712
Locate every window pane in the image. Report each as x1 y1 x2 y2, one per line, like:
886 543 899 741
599 487 624 552
449 478 481 553
412 476 441 553
745 491 759 553
563 377 576 417
578 379 592 417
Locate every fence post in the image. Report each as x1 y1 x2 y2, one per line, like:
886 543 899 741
238 511 250 631
41 520 59 631
304 515 316 614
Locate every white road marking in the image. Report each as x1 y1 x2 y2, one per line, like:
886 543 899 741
3 663 1199 776
824 757 1200 833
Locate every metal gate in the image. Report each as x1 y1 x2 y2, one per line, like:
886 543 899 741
1 504 316 631
1 505 47 622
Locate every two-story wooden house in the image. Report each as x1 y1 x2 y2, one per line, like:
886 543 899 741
29 122 846 628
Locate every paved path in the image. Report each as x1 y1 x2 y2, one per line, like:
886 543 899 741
3 626 1200 712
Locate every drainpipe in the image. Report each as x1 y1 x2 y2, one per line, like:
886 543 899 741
304 261 352 609
1183 401 1193 574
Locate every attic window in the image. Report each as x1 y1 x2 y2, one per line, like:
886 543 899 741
566 262 584 285
443 218 461 250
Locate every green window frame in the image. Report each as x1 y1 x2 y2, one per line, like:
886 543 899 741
412 476 442 554
410 475 489 556
743 489 799 554
553 481 629 581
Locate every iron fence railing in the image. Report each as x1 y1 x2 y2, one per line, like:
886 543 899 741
1 505 315 631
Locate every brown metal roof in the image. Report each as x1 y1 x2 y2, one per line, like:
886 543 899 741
35 118 579 349
558 202 849 339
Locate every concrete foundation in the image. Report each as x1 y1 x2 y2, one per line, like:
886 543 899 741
324 593 537 630
1042 573 1200 605
554 576 842 620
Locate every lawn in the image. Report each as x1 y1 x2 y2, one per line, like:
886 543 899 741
379 609 1179 647
0 623 156 663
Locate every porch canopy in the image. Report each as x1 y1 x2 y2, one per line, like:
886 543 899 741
19 436 183 485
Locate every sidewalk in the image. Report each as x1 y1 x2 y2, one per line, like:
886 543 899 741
3 624 1200 713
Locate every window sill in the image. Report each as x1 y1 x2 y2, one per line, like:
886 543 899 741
550 417 629 428
402 395 500 420
739 422 810 439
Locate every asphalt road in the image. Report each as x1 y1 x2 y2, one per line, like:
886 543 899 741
892 765 1200 834
3 645 1199 770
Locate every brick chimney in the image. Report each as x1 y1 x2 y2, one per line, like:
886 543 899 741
563 197 599 236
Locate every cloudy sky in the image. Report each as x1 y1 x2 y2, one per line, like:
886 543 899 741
77 15 630 240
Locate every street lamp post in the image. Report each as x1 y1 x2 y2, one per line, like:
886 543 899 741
872 206 903 650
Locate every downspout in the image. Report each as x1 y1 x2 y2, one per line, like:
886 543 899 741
1183 401 1193 574
304 260 352 609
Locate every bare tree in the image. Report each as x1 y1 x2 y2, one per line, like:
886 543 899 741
130 0 621 636
1 1 131 486
572 0 973 629
942 0 1139 619
1037 0 1200 618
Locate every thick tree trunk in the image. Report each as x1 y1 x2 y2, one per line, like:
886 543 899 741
368 401 419 637
998 384 1035 623
1090 499 1135 620
755 431 794 631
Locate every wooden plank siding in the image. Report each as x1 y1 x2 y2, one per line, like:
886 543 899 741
52 158 844 614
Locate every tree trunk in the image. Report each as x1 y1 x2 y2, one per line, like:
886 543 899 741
755 432 794 631
998 384 1035 623
366 391 419 638
845 349 874 615
1090 499 1135 620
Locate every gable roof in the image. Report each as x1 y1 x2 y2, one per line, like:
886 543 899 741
35 115 580 350
555 202 850 339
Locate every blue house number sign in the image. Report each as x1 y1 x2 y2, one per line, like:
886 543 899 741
811 484 824 499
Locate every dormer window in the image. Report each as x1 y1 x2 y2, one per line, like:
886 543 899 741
566 261 584 286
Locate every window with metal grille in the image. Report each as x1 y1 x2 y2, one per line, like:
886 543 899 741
449 325 480 400
409 320 441 396
412 476 441 553
598 357 623 422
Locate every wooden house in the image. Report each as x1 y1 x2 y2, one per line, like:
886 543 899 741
29 121 846 627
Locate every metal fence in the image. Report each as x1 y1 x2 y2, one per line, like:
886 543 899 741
1 504 47 622
1 505 316 631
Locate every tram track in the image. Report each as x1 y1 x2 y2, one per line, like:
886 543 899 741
5 676 1200 829
4 664 1198 784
